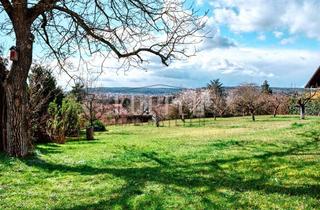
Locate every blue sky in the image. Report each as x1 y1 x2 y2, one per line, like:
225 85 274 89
1 0 320 88
90 0 320 88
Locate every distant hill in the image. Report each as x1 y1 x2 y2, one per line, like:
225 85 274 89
90 87 185 95
89 86 305 96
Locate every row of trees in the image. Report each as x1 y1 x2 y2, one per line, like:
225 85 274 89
170 80 317 122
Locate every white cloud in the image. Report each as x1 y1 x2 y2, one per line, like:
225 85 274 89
196 0 204 6
54 46 320 89
48 0 320 89
273 31 284 39
280 37 296 45
214 0 320 39
257 34 266 41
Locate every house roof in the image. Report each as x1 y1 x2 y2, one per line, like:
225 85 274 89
305 66 320 88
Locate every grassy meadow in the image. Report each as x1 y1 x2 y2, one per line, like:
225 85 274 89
0 116 320 209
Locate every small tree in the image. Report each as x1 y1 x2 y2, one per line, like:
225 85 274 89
47 100 65 144
47 96 81 143
207 79 226 120
292 89 318 120
267 93 289 117
82 93 109 139
151 104 171 127
173 90 203 122
70 82 86 103
229 84 265 121
261 80 272 95
62 97 82 137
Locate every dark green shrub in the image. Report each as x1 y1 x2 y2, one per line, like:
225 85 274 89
93 120 107 132
62 97 82 137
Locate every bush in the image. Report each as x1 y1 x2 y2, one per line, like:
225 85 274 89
47 100 66 144
62 97 82 137
47 96 82 143
288 97 320 116
92 120 107 132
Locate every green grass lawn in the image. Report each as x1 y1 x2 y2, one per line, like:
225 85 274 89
1 116 320 209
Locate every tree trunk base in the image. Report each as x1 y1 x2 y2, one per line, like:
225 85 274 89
251 113 255 121
86 127 94 140
3 83 31 157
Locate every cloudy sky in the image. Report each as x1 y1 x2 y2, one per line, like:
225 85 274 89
91 0 320 88
2 0 320 88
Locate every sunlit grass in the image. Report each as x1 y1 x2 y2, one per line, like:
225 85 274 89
1 115 320 209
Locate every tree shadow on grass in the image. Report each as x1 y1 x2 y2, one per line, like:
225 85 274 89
36 145 62 155
106 131 137 136
20 130 320 209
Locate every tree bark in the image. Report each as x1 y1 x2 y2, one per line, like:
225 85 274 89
0 64 7 152
0 14 34 156
251 112 255 121
86 127 94 140
274 104 281 118
273 107 278 118
300 105 305 120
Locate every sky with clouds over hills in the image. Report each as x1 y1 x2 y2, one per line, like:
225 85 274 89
90 0 320 88
3 0 319 88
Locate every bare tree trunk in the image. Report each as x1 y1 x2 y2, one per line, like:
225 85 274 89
300 105 305 120
86 127 94 140
273 105 280 118
0 64 7 152
251 112 255 121
2 82 31 156
0 19 33 157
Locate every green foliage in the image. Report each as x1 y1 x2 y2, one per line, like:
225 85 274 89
291 122 304 128
29 65 64 142
305 98 320 115
62 96 82 137
289 97 320 116
92 120 107 132
261 80 272 94
207 79 227 118
207 79 224 96
122 98 131 108
70 82 86 102
47 96 82 143
47 100 66 144
1 116 320 209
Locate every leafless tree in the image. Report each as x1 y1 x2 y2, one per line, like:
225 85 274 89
229 84 265 121
292 89 318 120
82 93 110 139
173 89 204 122
151 105 165 127
0 0 206 156
266 93 289 118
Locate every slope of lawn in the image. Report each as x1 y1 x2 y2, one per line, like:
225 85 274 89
1 116 320 209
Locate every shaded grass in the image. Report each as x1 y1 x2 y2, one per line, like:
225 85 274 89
0 116 320 209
